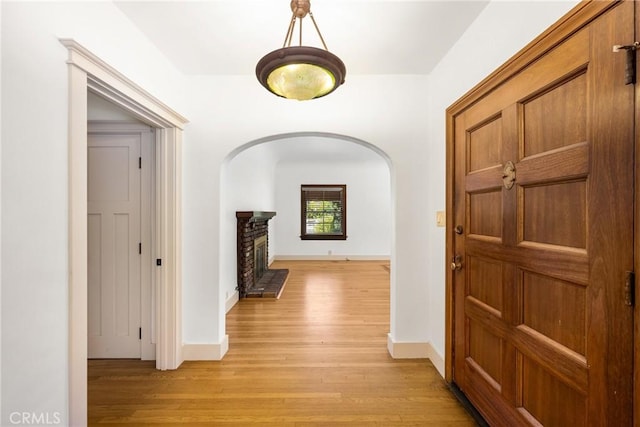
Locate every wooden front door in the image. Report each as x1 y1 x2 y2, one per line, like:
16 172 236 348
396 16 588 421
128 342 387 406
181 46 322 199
447 2 635 425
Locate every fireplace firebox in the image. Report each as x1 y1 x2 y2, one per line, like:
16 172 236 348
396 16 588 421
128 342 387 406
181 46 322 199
236 211 289 298
253 235 268 283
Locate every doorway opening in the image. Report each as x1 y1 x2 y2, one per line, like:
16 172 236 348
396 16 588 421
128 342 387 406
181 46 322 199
62 39 188 425
219 132 394 349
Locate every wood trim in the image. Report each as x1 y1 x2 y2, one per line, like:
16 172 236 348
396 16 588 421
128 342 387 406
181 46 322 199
60 39 188 129
182 337 229 361
444 99 455 382
67 61 89 427
386 341 430 358
86 120 153 132
63 39 187 425
635 3 640 425
155 127 184 370
275 255 390 261
444 0 621 386
225 290 240 313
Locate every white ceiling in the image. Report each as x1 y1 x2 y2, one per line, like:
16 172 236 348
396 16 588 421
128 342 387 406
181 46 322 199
114 0 490 76
104 1 490 163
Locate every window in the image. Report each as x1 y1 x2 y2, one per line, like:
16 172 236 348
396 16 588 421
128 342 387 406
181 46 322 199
301 185 347 240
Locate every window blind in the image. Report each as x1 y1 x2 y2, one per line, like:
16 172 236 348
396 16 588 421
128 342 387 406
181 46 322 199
300 185 347 240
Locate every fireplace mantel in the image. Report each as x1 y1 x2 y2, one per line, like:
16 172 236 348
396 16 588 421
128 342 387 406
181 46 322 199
236 211 276 222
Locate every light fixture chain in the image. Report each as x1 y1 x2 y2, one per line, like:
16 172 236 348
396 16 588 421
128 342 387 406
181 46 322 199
308 11 329 51
299 16 303 46
283 12 297 48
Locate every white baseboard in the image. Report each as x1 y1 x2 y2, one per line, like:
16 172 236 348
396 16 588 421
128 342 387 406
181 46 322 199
274 255 390 261
387 334 445 378
182 335 229 361
426 345 445 378
225 290 239 313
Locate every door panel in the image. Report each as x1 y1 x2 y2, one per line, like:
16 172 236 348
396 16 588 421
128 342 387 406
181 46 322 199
449 2 634 425
88 133 142 358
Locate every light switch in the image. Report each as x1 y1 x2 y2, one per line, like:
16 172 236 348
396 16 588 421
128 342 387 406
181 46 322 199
436 210 445 227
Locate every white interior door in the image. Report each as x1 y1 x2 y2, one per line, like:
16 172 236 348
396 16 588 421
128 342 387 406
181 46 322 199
88 129 144 358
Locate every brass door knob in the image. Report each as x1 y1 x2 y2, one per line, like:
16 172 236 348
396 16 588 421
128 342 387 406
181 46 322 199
451 255 462 271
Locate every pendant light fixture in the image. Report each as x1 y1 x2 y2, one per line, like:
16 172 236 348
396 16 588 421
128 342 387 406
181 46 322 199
256 0 346 101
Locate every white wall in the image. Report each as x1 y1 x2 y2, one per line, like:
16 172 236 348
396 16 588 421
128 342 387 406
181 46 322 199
218 143 276 313
274 156 391 259
425 0 581 368
182 73 432 354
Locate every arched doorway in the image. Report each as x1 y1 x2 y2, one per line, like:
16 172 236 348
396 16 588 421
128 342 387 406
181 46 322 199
219 132 394 339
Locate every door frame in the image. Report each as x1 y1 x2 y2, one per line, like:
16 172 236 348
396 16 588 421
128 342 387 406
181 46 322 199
634 1 640 421
61 39 188 426
445 0 634 418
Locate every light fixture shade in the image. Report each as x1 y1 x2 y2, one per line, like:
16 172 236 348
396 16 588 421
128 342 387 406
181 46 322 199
256 46 346 101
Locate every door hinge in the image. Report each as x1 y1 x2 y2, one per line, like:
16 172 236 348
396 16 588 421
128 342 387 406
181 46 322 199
138 157 142 169
139 327 142 340
613 42 639 85
624 271 635 307
138 242 142 254
156 258 162 266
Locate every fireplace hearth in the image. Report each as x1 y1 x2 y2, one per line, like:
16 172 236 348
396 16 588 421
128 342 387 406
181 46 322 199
236 211 289 298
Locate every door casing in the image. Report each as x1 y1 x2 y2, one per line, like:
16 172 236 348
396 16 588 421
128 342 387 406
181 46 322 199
62 39 188 426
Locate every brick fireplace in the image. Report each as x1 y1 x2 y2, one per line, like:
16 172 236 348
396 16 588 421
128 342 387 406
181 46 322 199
236 211 288 298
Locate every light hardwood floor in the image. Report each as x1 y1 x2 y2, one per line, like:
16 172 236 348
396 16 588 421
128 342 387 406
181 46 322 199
88 260 476 426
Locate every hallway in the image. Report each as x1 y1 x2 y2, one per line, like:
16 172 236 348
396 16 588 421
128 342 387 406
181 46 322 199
88 260 476 425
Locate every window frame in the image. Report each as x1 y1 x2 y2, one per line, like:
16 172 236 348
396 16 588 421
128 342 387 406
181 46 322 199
300 184 347 240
